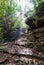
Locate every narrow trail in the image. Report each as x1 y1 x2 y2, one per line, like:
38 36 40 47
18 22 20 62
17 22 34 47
0 34 44 65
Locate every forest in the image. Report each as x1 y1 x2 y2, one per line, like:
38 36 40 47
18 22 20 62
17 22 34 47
0 0 44 65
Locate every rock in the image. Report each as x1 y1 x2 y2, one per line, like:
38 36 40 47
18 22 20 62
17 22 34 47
15 38 27 45
3 45 33 55
6 63 13 65
0 52 8 63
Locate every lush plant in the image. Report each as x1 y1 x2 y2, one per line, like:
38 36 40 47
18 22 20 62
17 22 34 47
0 0 18 42
36 2 44 17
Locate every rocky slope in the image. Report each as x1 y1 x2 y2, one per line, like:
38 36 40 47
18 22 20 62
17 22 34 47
0 28 44 65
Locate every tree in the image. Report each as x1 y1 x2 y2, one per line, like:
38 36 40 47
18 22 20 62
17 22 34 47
0 0 18 42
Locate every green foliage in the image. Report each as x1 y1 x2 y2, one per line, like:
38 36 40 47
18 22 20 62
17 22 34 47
0 18 3 42
0 0 22 42
24 9 34 17
0 0 17 42
36 2 44 17
24 0 44 18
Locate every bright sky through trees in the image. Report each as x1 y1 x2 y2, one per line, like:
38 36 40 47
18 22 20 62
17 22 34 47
20 0 34 14
14 0 34 28
15 0 34 16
